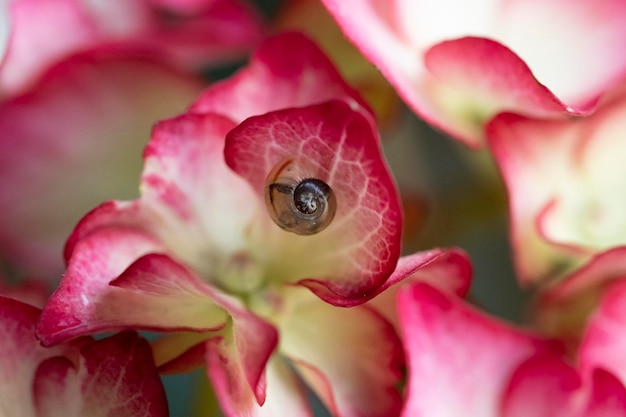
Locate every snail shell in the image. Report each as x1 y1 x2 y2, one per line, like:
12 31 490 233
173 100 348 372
264 160 337 235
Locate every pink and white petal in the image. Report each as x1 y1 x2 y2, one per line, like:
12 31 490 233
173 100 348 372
500 0 626 108
0 0 99 95
399 283 561 417
486 112 590 285
140 112 263 277
579 279 626 385
39 249 234 346
502 355 626 417
367 247 473 331
225 99 402 304
421 37 567 146
280 287 403 417
0 52 204 281
36 227 166 345
0 296 77 417
206 315 279 415
532 247 626 340
537 88 626 252
34 332 168 417
191 32 367 122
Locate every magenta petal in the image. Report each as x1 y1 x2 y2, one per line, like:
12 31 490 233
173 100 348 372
580 279 626 384
398 283 561 417
34 332 168 417
501 354 583 417
502 355 626 417
191 32 367 122
225 99 402 304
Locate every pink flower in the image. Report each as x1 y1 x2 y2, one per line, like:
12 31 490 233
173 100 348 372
487 85 626 286
36 33 470 417
0 295 168 417
399 282 626 417
1 0 264 96
321 0 626 147
0 0 264 282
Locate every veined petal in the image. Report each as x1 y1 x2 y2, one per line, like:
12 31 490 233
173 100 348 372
191 32 367 122
34 332 168 417
0 52 203 280
280 287 403 417
399 283 561 417
225 99 402 304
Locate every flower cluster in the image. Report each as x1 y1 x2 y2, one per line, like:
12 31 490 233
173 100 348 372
3 0 626 416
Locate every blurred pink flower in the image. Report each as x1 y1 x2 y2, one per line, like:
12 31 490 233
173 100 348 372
321 0 626 147
0 0 264 96
0 0 265 282
398 283 626 417
0 295 168 417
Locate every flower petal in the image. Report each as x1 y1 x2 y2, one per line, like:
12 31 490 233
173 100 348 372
0 52 203 280
1 0 263 94
139 112 262 278
38 237 239 345
322 0 626 146
579 279 626 385
422 37 566 146
532 247 626 340
34 332 168 417
36 226 166 345
225 99 402 304
280 287 403 417
191 32 367 122
367 248 472 330
502 354 626 417
0 296 75 417
206 314 279 415
486 112 590 284
488 85 626 285
398 283 561 417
